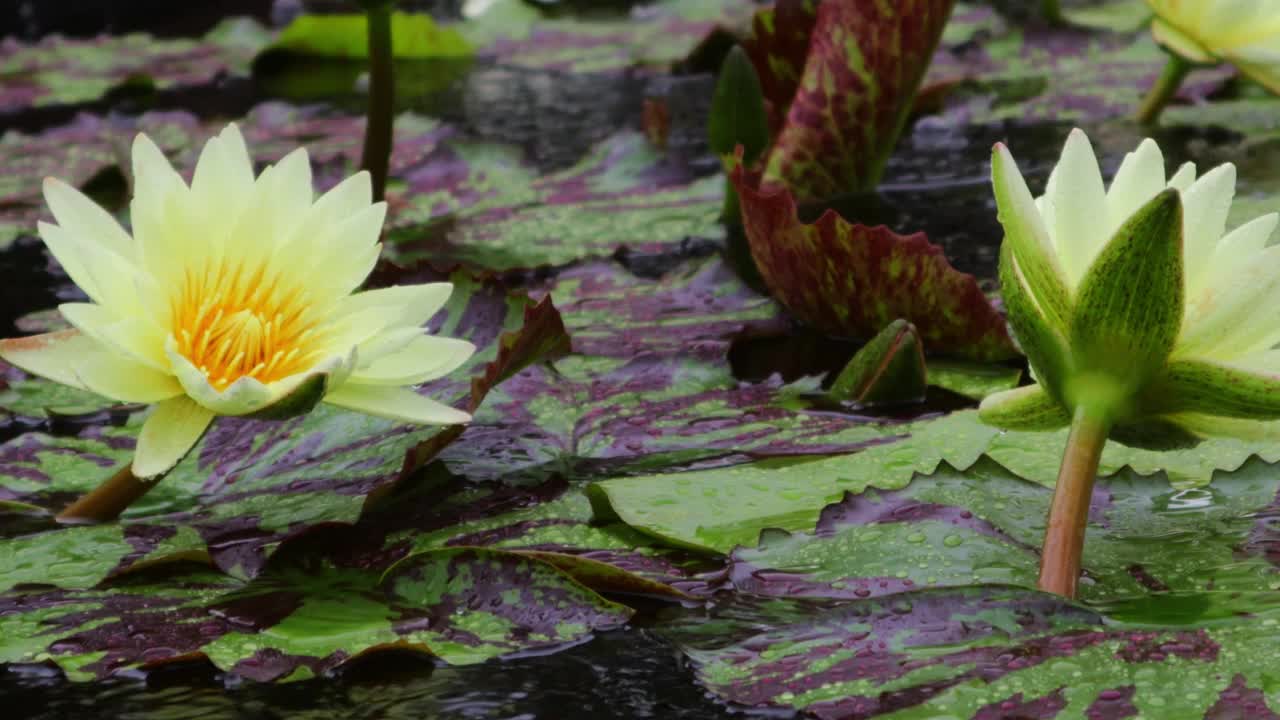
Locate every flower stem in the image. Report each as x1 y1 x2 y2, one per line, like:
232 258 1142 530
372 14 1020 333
1038 405 1111 598
1135 54 1191 126
360 0 395 202
1041 0 1064 25
57 465 154 524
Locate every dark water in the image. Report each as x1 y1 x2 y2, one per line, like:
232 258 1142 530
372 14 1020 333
2 630 770 720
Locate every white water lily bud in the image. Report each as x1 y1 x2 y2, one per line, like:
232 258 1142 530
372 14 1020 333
981 128 1280 444
1 124 476 479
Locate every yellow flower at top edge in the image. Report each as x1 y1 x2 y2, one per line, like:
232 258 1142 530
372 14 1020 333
1145 0 1280 92
0 124 476 479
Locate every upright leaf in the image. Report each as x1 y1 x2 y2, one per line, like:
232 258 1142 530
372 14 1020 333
730 161 1018 361
761 0 957 199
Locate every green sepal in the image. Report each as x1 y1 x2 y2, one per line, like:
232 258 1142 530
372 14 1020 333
245 373 330 421
708 45 770 166
998 241 1071 403
1069 189 1183 413
978 384 1070 431
1147 359 1280 420
991 144 1071 335
829 319 928 406
1109 418 1202 451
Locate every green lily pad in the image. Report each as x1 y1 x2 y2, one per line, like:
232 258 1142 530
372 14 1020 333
591 409 1280 554
262 12 471 61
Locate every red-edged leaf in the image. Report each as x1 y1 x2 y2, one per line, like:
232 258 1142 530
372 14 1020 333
731 159 1018 362
741 0 820 132
761 0 956 199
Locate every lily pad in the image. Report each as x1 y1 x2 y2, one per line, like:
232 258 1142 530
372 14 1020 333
462 0 756 74
668 586 1280 718
591 409 1280 555
0 17 270 113
262 12 471 61
529 257 785 360
924 5 1235 124
727 458 1280 604
0 548 629 682
386 130 725 270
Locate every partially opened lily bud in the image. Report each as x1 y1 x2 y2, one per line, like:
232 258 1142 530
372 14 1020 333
1137 0 1280 122
1 124 475 489
981 128 1280 596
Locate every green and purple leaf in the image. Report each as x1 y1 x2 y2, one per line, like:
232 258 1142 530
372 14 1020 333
0 18 269 113
0 549 629 681
759 0 956 199
730 160 1018 362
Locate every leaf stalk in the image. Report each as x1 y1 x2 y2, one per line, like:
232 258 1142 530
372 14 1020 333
361 0 395 202
1135 54 1191 126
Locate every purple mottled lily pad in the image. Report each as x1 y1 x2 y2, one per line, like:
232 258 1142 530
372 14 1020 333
668 585 1280 718
468 0 755 74
528 257 786 361
725 459 1280 606
0 18 269 113
384 130 725 270
923 4 1235 124
0 548 628 681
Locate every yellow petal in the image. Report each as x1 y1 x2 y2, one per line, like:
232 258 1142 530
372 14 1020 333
349 335 476 386
0 329 97 391
1181 163 1236 296
41 178 133 260
74 347 182 404
59 302 168 372
191 123 255 224
1105 138 1165 238
342 282 454 332
275 170 373 262
324 384 471 425
1047 129 1108 287
133 396 215 479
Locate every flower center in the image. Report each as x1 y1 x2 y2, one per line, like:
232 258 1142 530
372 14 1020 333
171 259 323 391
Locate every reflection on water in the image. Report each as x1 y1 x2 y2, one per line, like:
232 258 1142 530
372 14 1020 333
2 630 767 720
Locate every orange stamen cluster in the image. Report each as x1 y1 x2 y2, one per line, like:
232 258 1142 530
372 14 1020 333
171 258 323 390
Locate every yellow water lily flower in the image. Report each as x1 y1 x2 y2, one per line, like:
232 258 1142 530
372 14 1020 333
981 128 1280 597
1 124 475 480
1147 0 1280 92
1137 0 1280 123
